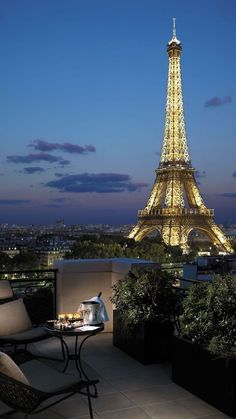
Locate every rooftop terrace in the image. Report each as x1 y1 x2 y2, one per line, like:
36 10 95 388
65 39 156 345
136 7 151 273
0 332 230 419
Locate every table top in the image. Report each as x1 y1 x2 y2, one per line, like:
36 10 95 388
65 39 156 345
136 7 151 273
44 323 104 337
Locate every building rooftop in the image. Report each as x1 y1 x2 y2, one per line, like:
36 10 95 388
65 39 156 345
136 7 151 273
0 332 230 418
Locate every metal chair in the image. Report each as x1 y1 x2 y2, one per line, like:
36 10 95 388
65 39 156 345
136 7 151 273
0 282 63 360
0 297 52 351
0 357 98 418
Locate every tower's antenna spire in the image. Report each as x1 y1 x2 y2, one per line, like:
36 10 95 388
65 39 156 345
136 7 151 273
173 17 176 38
168 17 180 45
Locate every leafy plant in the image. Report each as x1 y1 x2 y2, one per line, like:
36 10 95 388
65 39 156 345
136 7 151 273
180 274 236 356
111 267 177 326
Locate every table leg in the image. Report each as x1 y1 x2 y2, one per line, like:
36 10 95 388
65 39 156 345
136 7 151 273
77 334 98 397
55 332 99 398
74 335 82 378
60 337 70 373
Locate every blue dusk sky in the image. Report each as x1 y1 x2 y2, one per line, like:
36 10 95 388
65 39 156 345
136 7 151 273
0 0 235 225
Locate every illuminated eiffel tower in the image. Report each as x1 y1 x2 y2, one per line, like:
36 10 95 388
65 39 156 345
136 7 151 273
129 19 233 254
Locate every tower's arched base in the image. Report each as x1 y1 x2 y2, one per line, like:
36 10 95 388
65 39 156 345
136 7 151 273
129 212 233 255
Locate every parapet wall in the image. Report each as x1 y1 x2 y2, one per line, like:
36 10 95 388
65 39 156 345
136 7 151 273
54 258 159 332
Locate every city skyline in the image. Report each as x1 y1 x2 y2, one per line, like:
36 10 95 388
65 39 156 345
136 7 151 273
0 0 236 226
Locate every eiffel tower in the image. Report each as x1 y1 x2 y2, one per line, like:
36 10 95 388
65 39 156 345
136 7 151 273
129 19 233 254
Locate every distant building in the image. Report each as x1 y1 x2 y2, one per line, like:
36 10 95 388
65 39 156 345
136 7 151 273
182 254 236 286
0 247 20 258
35 247 71 268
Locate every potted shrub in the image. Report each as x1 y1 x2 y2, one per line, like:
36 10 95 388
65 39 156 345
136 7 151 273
111 266 177 364
172 274 236 417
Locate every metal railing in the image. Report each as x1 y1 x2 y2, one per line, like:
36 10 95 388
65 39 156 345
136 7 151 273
0 269 58 324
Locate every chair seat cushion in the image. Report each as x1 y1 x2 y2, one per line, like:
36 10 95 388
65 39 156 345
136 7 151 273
0 298 32 337
0 326 49 343
0 351 29 385
20 360 79 392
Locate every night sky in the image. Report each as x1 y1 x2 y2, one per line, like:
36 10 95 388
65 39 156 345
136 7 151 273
0 0 235 225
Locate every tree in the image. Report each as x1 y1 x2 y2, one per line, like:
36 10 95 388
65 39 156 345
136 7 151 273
12 252 40 269
0 252 12 270
231 240 236 253
65 236 172 262
125 240 168 263
65 240 124 259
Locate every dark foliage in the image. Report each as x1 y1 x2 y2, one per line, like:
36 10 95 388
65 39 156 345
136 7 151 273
180 274 236 355
24 287 54 324
64 235 179 263
111 267 178 326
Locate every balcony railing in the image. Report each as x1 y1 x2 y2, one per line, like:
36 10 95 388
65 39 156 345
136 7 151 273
0 269 58 324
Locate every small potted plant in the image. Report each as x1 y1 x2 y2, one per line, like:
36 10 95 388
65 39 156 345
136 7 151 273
111 266 177 364
172 274 236 417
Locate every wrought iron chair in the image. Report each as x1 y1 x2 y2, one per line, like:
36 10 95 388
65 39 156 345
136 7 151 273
0 354 98 418
0 282 64 360
0 297 52 352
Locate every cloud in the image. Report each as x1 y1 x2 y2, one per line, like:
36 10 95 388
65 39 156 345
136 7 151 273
7 153 63 164
44 198 71 208
30 139 96 154
23 167 45 174
58 159 70 166
51 198 71 203
54 172 69 178
218 193 236 198
45 204 64 208
45 173 148 193
232 172 236 177
205 96 232 107
0 199 31 205
195 170 206 178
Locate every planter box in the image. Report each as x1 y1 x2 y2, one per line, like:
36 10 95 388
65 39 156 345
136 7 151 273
113 310 173 364
172 336 236 417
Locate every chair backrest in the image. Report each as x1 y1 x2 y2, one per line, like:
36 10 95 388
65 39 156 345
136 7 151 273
0 280 14 303
0 371 44 414
0 298 32 337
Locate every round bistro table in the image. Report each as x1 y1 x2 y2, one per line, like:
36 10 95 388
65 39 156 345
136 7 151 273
44 323 104 397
